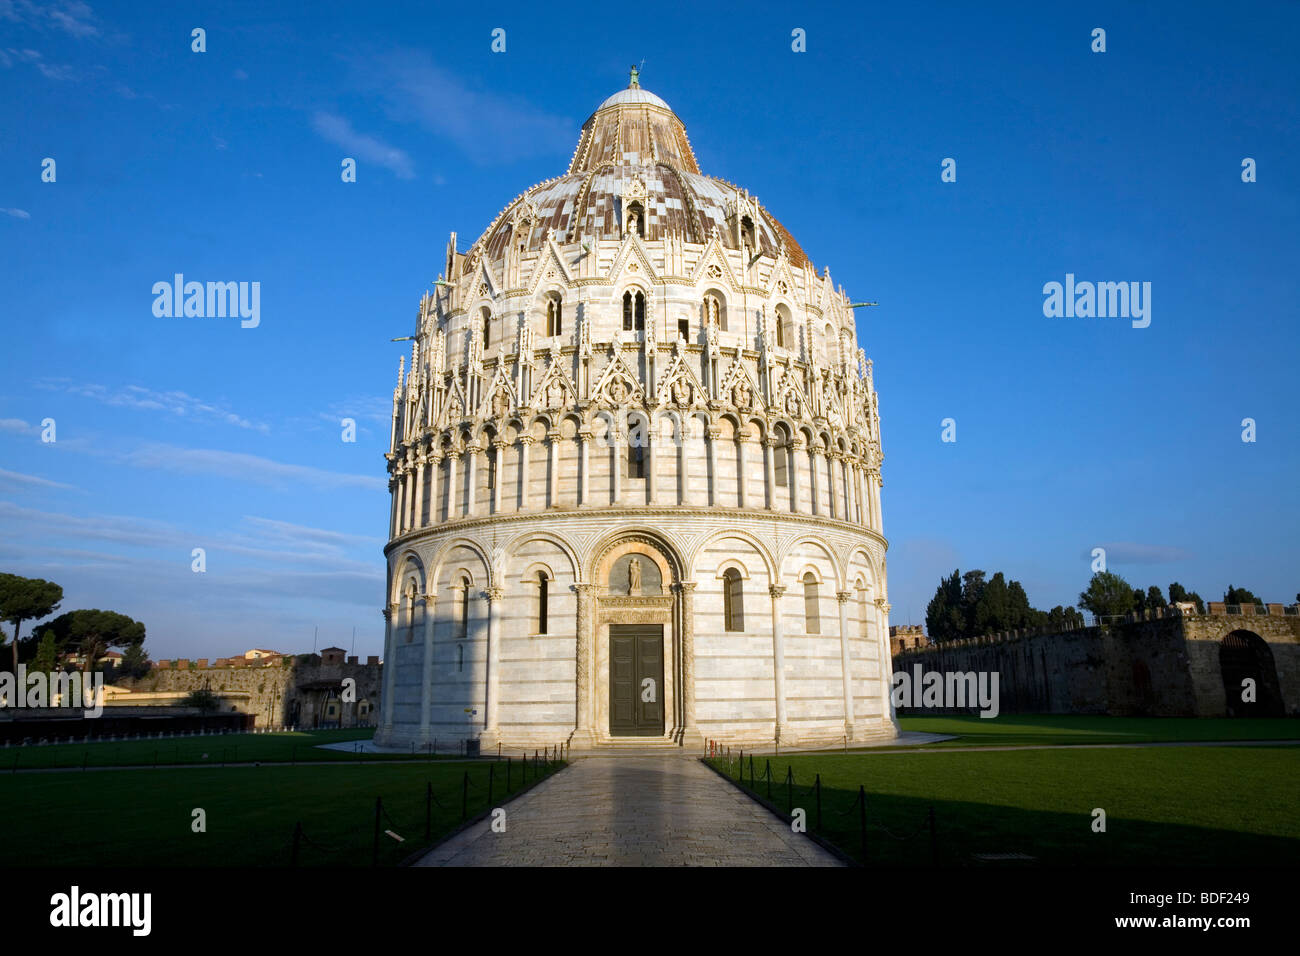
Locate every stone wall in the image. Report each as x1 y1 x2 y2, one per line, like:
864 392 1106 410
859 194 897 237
121 656 383 729
892 611 1300 717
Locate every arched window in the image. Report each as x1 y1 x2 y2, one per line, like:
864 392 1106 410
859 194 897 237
774 304 792 349
703 293 727 332
546 294 563 337
537 571 549 635
622 290 645 331
459 576 470 641
626 201 645 238
824 323 836 366
723 569 744 632
803 572 820 634
740 215 756 251
480 307 492 349
677 317 690 341
628 441 645 479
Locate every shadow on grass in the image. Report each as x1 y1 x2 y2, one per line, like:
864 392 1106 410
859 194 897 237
708 754 1300 867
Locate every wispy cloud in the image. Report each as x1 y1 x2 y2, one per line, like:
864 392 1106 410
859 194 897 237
0 417 33 434
1 1 100 38
0 468 77 492
0 46 75 80
1 207 31 219
311 111 415 179
40 379 271 433
117 442 384 492
353 49 572 165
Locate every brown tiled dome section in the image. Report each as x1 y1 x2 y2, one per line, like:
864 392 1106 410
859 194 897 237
467 85 810 272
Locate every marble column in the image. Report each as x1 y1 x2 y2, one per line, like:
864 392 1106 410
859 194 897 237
678 582 702 745
610 430 622 504
387 476 399 538
827 453 838 520
547 429 560 508
413 449 427 529
484 586 503 740
808 448 819 515
419 595 436 742
465 443 480 517
577 431 591 505
769 585 789 743
837 590 856 738
706 427 720 507
572 583 597 745
405 453 417 530
735 433 747 508
875 598 895 724
492 441 506 514
428 452 443 525
380 604 397 734
445 452 460 520
519 437 533 510
790 440 803 513
762 436 776 510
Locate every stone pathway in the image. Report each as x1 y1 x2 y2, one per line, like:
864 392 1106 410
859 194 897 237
416 755 842 867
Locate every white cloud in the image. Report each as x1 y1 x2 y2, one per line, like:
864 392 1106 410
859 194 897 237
117 442 384 491
1 207 31 219
0 417 32 433
0 468 77 491
311 111 415 180
42 379 271 433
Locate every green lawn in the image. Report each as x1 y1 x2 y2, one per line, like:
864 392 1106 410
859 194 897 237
0 728 561 770
710 745 1300 866
888 715 1300 749
0 757 563 866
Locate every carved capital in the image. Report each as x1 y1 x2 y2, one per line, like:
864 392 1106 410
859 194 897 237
769 585 787 599
485 587 504 602
836 591 853 604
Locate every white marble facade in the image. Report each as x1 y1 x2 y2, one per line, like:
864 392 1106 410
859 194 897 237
375 79 897 751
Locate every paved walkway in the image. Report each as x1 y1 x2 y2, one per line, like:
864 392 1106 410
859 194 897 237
416 755 841 867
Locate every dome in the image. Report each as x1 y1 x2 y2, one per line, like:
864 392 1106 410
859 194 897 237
466 80 810 270
595 87 673 111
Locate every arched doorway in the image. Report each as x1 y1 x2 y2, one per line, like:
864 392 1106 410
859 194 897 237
1219 630 1283 717
586 533 684 743
1131 659 1155 715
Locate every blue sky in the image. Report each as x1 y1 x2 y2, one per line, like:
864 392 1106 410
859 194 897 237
1 0 1297 658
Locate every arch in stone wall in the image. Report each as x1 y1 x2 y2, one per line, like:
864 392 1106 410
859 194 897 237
430 537 493 591
779 535 842 590
1219 629 1284 717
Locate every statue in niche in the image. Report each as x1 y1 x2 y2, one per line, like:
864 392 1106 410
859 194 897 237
671 378 691 406
628 557 642 596
492 388 510 419
546 378 566 409
608 378 628 405
732 382 751 409
784 392 799 417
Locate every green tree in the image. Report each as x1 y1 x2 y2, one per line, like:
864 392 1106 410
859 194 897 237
0 573 64 674
1079 571 1136 620
1224 585 1263 608
36 609 145 675
31 632 60 674
925 569 965 642
1146 586 1167 609
1133 588 1147 613
117 642 152 679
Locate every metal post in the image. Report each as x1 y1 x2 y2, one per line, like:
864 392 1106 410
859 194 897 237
765 759 772 800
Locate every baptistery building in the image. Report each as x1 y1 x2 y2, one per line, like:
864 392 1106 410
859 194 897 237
376 76 896 751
